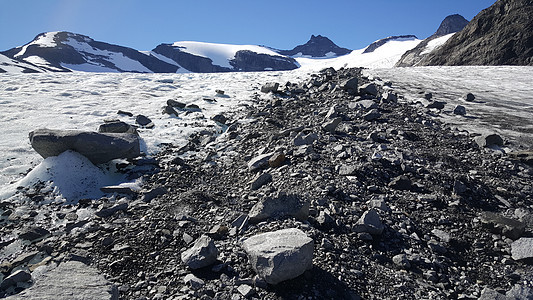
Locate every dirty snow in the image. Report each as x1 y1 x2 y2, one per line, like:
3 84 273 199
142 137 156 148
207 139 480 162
0 70 310 201
364 66 533 148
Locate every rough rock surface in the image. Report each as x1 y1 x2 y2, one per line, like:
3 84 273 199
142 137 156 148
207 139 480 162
241 228 314 284
29 129 140 164
6 261 118 300
396 14 469 67
277 35 351 58
419 0 533 66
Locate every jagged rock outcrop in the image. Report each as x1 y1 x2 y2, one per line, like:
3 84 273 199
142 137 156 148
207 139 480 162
1 31 179 73
396 14 469 67
419 0 533 66
277 35 351 57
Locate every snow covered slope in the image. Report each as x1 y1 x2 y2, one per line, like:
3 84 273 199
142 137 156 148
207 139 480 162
152 41 299 72
0 54 43 73
1 32 180 73
296 37 422 71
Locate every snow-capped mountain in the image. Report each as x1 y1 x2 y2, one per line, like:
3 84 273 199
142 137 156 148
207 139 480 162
277 35 351 58
1 31 180 73
296 36 421 70
396 14 469 67
151 41 299 72
419 0 533 66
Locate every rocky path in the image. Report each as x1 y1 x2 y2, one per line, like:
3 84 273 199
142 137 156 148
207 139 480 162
1 67 533 299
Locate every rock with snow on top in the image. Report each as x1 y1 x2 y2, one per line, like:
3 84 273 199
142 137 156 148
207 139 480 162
242 228 314 285
0 270 31 290
181 235 219 269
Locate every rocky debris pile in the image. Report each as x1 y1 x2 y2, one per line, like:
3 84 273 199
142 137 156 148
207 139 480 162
1 67 533 299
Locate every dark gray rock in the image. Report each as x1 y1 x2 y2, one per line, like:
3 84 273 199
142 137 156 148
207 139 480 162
388 175 412 191
475 133 504 148
242 228 314 285
167 99 186 108
29 129 140 165
353 209 384 235
19 226 50 242
261 82 279 93
181 235 219 269
98 120 137 134
481 211 526 240
1 270 31 290
363 109 381 121
359 83 378 96
341 77 359 92
248 193 310 223
392 254 411 269
250 172 272 190
453 105 467 115
277 35 351 58
135 115 152 127
95 202 128 218
247 153 274 172
464 93 476 102
322 117 342 133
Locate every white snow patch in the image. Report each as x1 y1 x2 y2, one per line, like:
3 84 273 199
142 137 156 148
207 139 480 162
7 151 125 203
171 41 285 68
64 38 153 73
296 38 422 70
0 54 42 73
61 63 120 73
15 32 60 58
421 33 455 55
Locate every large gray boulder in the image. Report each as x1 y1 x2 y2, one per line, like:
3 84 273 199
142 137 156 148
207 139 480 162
242 228 314 285
6 261 118 300
29 129 140 165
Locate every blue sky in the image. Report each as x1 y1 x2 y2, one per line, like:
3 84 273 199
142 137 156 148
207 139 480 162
0 0 495 52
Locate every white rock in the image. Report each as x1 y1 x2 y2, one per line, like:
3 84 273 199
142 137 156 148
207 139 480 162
511 237 533 261
242 228 314 285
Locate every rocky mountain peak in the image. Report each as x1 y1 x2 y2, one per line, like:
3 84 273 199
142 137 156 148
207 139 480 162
419 0 533 66
433 14 469 37
278 35 351 58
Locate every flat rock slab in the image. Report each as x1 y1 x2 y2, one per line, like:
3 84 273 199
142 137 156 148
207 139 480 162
7 261 118 300
511 237 533 262
242 228 314 285
29 129 140 165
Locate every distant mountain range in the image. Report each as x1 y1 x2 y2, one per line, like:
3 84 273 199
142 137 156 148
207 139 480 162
2 0 531 73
